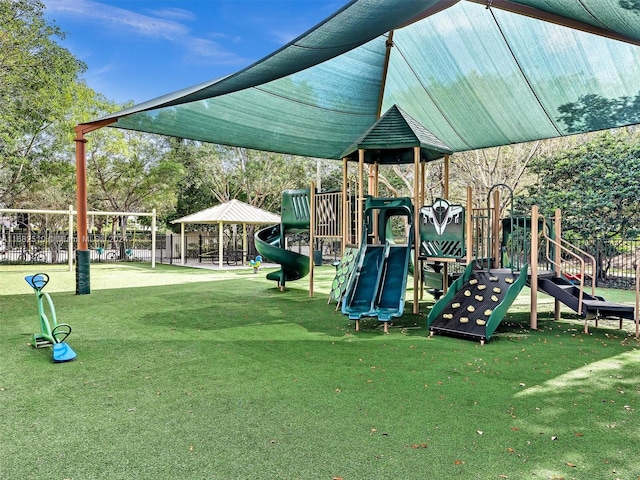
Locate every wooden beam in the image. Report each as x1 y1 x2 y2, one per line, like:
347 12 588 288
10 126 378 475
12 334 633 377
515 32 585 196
530 204 539 329
74 118 117 252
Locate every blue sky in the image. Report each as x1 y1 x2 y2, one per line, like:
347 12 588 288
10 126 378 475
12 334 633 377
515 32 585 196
43 0 344 105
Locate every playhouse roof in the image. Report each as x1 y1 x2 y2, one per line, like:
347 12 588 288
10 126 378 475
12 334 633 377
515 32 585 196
82 0 640 159
341 105 453 164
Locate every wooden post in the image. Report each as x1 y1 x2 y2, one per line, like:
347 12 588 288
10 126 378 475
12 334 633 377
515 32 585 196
554 208 562 321
493 189 500 269
466 187 473 265
242 223 247 265
74 130 89 252
218 221 224 268
358 150 364 246
443 154 450 199
342 157 349 251
370 163 378 243
419 161 425 299
413 147 420 314
74 119 117 294
309 182 315 298
530 205 539 329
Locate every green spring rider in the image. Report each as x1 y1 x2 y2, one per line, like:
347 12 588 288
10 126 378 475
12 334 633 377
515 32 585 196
25 273 77 363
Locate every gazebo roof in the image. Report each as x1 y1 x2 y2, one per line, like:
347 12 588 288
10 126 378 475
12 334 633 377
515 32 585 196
171 199 281 225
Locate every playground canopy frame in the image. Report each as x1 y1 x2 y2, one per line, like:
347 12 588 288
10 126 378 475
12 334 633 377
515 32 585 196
73 0 640 293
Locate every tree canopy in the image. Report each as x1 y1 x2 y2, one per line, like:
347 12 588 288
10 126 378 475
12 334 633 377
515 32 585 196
520 129 640 241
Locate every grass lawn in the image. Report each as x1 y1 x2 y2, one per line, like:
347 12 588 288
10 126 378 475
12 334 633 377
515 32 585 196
1 263 639 479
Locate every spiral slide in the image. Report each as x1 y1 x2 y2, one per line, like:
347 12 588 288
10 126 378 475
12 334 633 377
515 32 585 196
255 224 310 288
254 189 311 289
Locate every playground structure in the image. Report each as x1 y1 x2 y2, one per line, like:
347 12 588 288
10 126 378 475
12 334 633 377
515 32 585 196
25 273 77 362
255 164 640 342
248 104 640 341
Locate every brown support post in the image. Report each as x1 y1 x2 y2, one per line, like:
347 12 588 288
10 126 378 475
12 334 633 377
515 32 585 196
74 119 116 295
530 205 539 329
309 182 315 298
443 154 450 199
342 158 348 250
419 160 426 299
492 189 500 269
75 130 88 251
376 30 394 118
554 208 562 321
466 187 473 265
413 147 420 314
369 163 378 243
373 163 379 197
358 150 364 246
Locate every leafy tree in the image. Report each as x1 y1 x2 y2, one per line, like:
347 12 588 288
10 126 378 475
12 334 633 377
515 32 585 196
0 0 85 207
167 140 314 228
519 130 640 277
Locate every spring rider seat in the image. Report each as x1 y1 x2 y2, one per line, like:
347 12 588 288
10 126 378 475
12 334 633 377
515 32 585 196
25 273 76 363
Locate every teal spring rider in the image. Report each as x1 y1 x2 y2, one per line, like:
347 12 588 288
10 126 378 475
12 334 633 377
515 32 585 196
25 273 77 363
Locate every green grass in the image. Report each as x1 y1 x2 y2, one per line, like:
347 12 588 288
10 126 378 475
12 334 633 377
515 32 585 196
1 263 639 479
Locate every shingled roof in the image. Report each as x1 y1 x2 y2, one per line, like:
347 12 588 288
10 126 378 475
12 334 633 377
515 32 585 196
341 105 453 164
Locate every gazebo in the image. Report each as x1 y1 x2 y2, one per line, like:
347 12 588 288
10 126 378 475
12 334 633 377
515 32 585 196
171 199 281 268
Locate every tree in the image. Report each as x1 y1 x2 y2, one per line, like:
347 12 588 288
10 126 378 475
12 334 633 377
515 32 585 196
520 130 640 277
0 0 85 207
168 140 314 226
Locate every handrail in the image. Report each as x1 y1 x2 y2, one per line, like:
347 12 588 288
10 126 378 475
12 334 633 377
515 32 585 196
556 236 597 297
538 214 596 316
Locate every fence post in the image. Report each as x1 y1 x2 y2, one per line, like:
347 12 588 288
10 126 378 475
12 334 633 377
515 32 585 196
169 234 173 265
68 205 74 272
595 236 600 288
151 208 156 269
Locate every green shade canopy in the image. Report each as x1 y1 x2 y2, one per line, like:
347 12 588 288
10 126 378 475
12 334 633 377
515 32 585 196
84 0 640 159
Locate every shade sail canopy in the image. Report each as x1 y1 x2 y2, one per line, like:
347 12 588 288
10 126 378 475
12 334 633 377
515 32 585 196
85 0 640 159
171 199 281 225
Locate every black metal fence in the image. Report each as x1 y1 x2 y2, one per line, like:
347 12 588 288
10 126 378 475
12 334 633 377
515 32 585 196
0 230 340 267
4 227 636 289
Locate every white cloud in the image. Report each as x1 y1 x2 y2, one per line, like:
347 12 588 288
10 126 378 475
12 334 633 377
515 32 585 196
44 0 188 40
43 0 247 64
